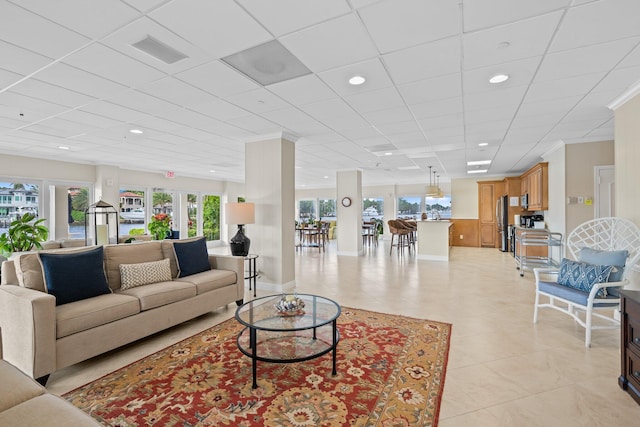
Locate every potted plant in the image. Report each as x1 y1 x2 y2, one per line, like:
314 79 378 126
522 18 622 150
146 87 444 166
0 213 49 258
148 213 172 240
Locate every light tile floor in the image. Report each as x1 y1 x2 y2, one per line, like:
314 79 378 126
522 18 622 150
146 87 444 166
47 243 640 425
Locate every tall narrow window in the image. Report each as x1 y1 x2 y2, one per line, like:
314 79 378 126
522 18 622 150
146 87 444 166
318 199 336 220
67 186 90 239
119 189 145 235
298 200 316 222
202 195 220 241
187 193 198 238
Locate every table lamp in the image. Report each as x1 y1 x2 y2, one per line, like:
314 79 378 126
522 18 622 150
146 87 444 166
226 202 255 256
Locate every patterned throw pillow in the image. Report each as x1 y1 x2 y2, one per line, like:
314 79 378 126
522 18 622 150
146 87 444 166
119 258 172 290
557 258 614 297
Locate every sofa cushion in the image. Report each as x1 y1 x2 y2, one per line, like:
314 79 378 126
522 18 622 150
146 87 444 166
14 246 96 293
103 241 164 291
119 258 172 290
557 258 613 297
0 394 100 426
538 280 619 307
39 247 111 306
56 293 140 338
172 237 211 278
175 268 237 294
0 360 45 412
116 280 196 311
578 247 629 282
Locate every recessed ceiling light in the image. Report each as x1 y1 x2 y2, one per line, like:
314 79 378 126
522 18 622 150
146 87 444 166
478 142 489 147
489 74 509 84
129 129 143 134
467 169 488 174
323 176 329 179
384 152 392 156
467 160 491 166
58 146 69 150
209 170 216 173
349 75 366 85
497 41 511 50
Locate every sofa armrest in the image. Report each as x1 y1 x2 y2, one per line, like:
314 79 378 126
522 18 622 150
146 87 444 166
208 255 245 300
1 260 18 285
0 286 56 379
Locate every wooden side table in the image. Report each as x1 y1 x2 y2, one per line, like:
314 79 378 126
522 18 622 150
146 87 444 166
244 254 258 298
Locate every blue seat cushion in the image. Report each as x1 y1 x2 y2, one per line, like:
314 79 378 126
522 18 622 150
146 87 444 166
557 258 613 297
538 281 619 307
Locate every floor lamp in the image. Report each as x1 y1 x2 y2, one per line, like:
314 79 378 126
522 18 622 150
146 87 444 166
226 202 255 256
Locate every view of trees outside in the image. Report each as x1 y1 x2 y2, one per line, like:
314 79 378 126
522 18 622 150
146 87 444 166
0 181 40 235
187 193 197 238
68 187 89 239
363 198 383 219
318 199 335 220
397 196 421 219
425 196 452 219
202 195 220 241
298 200 316 222
152 192 173 216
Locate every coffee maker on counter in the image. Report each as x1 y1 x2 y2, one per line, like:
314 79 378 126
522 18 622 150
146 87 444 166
520 214 544 228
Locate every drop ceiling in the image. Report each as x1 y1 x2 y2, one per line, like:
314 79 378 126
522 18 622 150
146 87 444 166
1 0 639 188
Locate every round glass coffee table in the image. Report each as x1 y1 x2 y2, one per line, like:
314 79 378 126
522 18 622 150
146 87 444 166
235 294 341 389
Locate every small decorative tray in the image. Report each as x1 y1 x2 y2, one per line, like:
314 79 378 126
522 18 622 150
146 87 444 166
275 295 306 314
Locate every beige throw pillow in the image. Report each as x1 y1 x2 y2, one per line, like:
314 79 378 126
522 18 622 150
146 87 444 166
119 258 172 290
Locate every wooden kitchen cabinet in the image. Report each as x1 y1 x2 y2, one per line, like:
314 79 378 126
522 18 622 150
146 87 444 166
478 180 504 248
521 162 548 211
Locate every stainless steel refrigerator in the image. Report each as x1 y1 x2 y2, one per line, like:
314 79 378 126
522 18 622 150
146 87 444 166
496 195 509 252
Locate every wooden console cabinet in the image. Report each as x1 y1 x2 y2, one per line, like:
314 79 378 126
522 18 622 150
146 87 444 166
619 290 640 406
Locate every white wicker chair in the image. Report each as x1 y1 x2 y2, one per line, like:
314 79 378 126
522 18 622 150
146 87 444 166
533 217 640 347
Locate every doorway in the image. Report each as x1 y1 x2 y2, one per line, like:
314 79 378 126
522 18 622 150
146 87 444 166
594 165 615 218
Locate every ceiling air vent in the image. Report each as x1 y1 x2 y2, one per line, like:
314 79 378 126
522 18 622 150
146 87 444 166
132 36 188 64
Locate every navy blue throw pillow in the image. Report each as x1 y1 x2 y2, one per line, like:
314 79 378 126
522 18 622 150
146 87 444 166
39 246 111 306
173 237 211 278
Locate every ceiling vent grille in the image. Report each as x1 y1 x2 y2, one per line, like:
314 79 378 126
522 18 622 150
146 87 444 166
132 36 188 64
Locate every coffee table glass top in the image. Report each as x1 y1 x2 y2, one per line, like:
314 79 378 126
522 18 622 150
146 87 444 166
235 294 341 332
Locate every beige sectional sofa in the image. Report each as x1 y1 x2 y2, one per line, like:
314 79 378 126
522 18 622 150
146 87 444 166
0 237 244 384
0 330 99 425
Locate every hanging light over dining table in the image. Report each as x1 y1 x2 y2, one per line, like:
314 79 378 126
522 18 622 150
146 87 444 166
426 165 440 196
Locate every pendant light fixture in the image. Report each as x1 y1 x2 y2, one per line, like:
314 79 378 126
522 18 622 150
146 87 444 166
426 166 439 196
436 174 444 198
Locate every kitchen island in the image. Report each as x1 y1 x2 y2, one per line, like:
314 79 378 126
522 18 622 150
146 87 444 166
416 220 453 261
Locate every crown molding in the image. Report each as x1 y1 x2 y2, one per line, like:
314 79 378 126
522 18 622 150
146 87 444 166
607 78 640 110
244 131 300 144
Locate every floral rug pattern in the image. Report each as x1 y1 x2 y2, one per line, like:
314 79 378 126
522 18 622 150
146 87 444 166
64 308 451 426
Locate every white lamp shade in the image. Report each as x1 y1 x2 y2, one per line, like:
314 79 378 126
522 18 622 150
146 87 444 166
226 202 255 225
425 185 439 196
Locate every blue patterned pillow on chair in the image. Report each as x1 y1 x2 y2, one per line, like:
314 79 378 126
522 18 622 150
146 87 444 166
557 258 613 297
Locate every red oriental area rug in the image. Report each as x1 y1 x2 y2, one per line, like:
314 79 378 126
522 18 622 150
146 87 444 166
64 307 451 426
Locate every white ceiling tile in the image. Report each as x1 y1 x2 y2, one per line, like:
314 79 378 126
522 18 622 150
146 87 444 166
11 79 96 108
550 0 640 52
617 43 640 69
56 110 125 129
536 37 640 82
398 74 462 105
101 17 210 73
0 41 52 76
463 56 541 94
0 69 23 90
175 61 260 98
226 114 283 134
360 0 459 53
419 113 464 130
462 0 569 32
384 37 461 84
344 87 405 113
121 0 168 13
189 99 250 121
464 85 528 112
63 43 166 87
593 66 640 95
0 91 70 116
16 0 141 39
80 100 151 123
150 0 271 58
225 88 291 114
0 2 89 58
463 12 562 70
363 107 414 125
268 74 337 106
280 14 378 72
409 97 463 119
34 63 129 99
105 89 180 115
525 72 605 103
465 105 517 125
300 98 369 130
137 77 217 107
260 108 329 134
518 95 581 117
237 0 351 37
318 58 393 97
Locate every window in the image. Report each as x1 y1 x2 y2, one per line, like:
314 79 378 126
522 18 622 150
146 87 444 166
67 186 90 239
319 199 336 220
298 200 316 222
187 193 198 238
425 195 452 219
119 189 146 235
363 198 383 219
397 196 421 220
0 181 40 236
202 195 220 241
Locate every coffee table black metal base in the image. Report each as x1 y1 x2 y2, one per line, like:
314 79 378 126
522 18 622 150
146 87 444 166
235 294 341 389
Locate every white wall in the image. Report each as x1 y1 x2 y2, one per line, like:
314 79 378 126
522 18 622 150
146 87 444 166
544 144 566 239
